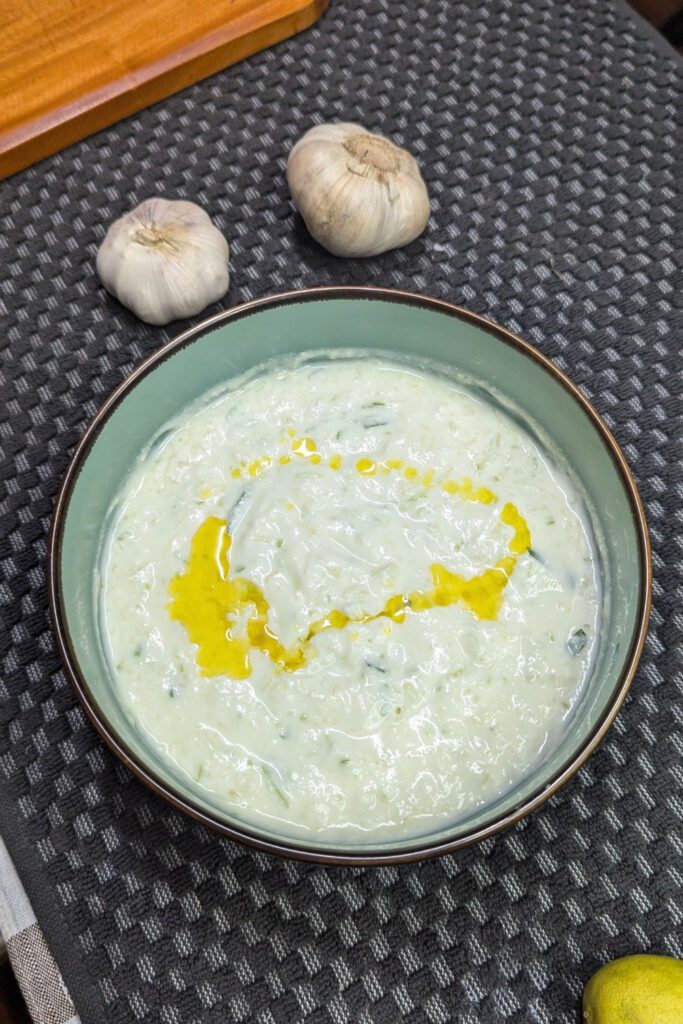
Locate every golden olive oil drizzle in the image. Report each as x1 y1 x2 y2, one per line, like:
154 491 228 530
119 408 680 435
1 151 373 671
168 438 532 679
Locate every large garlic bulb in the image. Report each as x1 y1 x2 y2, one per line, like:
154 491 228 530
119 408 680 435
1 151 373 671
287 123 430 258
96 198 230 325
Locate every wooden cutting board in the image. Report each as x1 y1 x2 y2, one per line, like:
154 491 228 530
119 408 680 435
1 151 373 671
1 0 329 181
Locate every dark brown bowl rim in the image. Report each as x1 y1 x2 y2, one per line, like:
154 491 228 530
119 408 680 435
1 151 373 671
47 285 652 866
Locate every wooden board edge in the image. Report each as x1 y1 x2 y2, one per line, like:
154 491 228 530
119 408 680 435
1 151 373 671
0 0 329 182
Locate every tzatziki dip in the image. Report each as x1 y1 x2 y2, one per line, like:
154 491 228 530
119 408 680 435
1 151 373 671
102 355 600 842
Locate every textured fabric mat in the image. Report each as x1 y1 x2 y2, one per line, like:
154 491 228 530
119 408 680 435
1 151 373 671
0 838 80 1024
1 1 682 1021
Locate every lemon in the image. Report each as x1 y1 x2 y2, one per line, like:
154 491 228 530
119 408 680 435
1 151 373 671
583 954 683 1023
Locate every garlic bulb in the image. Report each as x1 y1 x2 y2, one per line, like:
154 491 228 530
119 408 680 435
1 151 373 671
96 198 230 326
287 123 430 258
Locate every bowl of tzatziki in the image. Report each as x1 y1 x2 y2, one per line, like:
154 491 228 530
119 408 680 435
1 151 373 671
48 287 650 864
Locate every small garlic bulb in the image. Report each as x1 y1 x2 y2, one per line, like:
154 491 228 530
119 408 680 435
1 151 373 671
96 198 230 326
287 122 430 258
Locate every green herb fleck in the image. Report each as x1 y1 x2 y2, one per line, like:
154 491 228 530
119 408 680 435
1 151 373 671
567 628 588 656
260 765 289 807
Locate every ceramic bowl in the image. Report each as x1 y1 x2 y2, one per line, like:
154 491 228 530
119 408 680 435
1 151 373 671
48 287 651 864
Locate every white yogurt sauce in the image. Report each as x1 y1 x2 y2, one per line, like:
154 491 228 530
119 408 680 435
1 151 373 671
102 355 600 842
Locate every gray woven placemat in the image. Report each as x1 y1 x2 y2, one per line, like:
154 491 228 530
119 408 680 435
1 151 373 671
1 1 681 1021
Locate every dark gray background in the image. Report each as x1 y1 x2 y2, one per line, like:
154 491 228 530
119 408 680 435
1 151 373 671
1 1 681 1021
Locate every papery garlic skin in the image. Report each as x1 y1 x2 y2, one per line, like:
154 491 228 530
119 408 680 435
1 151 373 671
96 198 230 326
287 123 430 258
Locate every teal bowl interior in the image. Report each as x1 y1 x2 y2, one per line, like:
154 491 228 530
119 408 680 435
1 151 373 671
50 288 650 863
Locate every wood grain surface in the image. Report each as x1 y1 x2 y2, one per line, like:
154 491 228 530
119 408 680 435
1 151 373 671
1 0 329 180
628 0 683 26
